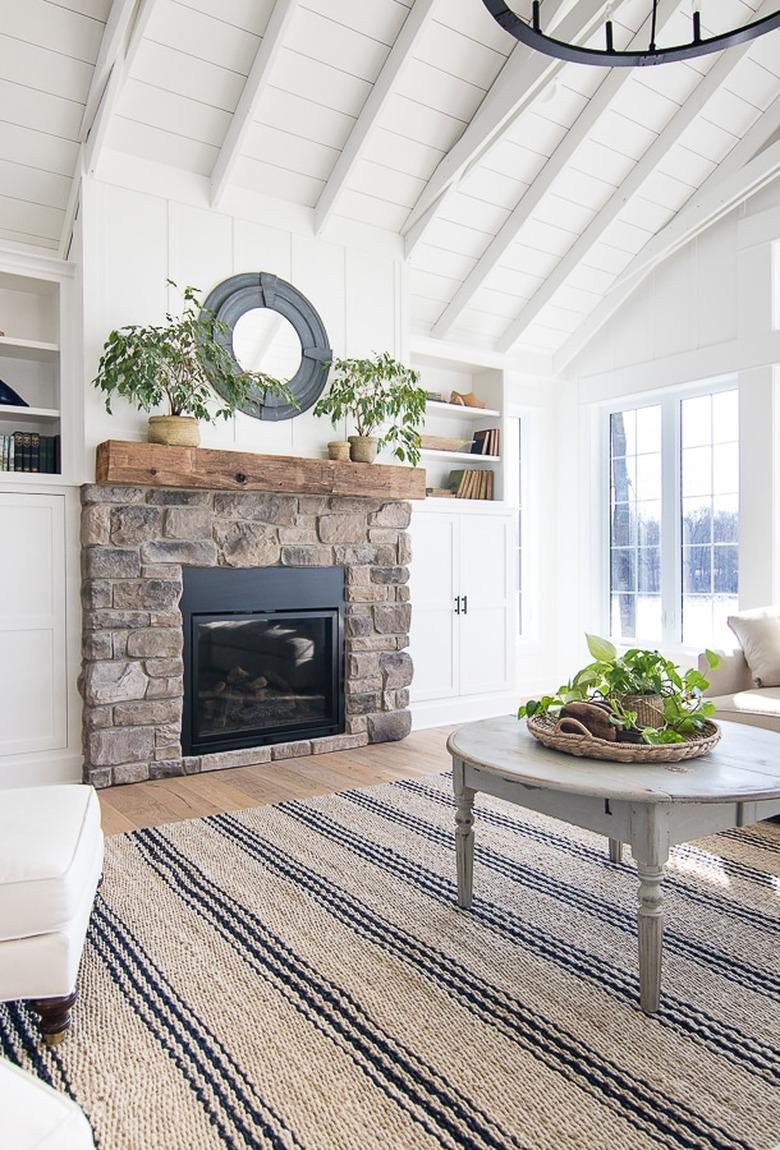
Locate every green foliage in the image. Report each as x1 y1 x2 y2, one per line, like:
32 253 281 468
518 635 720 745
93 282 295 422
312 352 426 466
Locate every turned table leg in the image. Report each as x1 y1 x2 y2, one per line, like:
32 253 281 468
31 990 78 1045
453 758 475 910
635 853 668 1014
608 838 623 864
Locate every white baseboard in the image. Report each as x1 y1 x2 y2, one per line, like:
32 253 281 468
0 751 82 788
411 692 518 730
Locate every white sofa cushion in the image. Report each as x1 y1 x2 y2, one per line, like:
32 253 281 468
0 786 102 943
708 687 780 734
727 606 780 686
0 1057 94 1148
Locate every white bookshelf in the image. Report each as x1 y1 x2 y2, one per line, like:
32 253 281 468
412 351 506 504
0 267 66 480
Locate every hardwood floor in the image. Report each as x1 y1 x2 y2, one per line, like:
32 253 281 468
98 727 455 835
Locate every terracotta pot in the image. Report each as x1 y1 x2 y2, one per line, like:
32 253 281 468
148 415 200 447
348 435 378 464
327 440 350 462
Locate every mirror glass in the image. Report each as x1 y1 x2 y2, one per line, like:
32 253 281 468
232 308 302 380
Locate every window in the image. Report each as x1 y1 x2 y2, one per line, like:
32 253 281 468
607 386 739 649
681 391 739 648
610 406 662 642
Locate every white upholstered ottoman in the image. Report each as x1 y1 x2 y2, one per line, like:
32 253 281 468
0 1057 95 1148
0 785 103 1043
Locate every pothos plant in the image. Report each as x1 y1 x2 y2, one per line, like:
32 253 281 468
313 352 426 465
93 282 295 421
518 634 720 745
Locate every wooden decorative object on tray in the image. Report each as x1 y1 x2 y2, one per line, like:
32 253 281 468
527 713 721 763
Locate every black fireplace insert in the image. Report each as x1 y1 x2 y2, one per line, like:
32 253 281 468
181 566 344 756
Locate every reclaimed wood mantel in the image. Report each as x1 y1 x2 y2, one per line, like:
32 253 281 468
95 440 427 500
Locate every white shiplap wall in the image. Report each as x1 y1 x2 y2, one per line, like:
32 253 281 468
80 171 405 462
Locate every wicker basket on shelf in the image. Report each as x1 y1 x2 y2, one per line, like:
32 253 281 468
526 713 720 764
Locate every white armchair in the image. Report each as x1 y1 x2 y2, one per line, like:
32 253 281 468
0 785 104 1043
699 646 780 734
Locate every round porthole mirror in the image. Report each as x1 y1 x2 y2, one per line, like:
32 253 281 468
201 272 331 422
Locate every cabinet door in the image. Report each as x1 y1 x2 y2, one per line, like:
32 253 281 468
0 493 67 755
409 512 459 701
458 514 514 697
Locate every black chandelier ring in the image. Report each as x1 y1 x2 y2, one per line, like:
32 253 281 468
482 1 780 67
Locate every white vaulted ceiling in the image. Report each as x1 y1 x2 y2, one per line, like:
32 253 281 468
1 0 779 366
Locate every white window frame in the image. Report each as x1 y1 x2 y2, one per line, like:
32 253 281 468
601 374 739 653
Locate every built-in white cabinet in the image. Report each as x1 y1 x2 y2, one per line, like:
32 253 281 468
409 506 516 726
0 493 68 758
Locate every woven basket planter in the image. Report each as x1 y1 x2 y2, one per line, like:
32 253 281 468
526 713 721 764
618 693 666 728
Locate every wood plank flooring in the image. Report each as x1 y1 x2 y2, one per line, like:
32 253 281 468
99 727 454 835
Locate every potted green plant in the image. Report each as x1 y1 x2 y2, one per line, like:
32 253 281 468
93 283 293 447
518 634 720 746
313 352 426 464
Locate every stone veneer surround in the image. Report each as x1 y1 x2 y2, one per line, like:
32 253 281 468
79 484 414 788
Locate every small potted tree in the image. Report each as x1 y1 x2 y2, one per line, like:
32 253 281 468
93 283 293 447
313 352 426 464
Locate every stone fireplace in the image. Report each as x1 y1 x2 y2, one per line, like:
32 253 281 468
80 484 413 787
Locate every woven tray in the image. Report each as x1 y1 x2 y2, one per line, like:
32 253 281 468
526 713 721 764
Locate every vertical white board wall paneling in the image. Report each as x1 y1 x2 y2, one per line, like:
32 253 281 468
0 493 67 759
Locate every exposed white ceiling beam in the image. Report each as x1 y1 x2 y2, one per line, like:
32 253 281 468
432 0 678 338
496 0 779 354
554 101 780 372
314 0 439 235
210 0 298 208
401 0 610 258
59 0 154 257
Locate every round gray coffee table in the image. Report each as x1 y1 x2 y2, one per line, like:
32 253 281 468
447 716 780 1014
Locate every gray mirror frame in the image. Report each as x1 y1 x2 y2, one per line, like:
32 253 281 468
201 272 332 422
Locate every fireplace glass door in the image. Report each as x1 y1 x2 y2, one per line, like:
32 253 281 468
192 611 338 750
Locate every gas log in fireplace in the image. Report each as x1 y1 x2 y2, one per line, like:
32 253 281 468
180 566 345 756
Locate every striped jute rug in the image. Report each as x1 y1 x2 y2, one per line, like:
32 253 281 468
1 772 779 1150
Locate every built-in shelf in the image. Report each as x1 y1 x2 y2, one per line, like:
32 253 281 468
420 448 501 463
425 400 501 418
0 336 59 363
0 405 60 422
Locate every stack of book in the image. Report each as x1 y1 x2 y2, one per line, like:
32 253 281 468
471 427 501 456
448 469 494 500
0 432 60 473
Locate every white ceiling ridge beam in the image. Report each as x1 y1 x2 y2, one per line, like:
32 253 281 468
400 0 610 257
431 0 679 338
496 0 779 354
553 134 780 373
59 0 155 258
210 0 298 209
314 0 439 235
